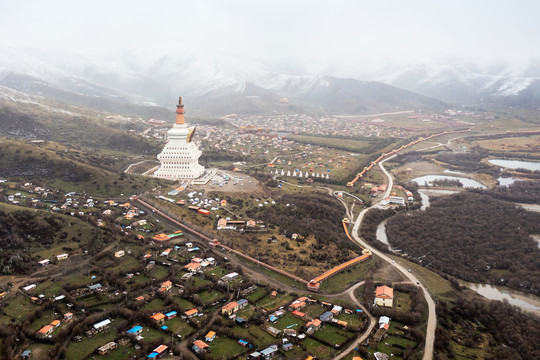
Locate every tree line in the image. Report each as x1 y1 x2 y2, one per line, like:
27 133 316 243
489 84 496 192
386 192 540 294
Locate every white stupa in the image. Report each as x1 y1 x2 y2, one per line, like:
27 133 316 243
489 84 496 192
153 97 205 180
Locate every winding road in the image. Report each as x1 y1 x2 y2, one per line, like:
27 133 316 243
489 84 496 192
344 155 436 360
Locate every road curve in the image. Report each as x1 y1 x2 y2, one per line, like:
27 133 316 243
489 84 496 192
333 281 377 360
349 156 436 360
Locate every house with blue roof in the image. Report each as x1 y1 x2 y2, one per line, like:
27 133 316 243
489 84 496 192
165 311 177 320
127 325 143 335
320 311 334 322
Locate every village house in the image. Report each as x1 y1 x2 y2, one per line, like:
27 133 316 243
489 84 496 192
320 311 334 322
260 344 279 359
292 310 307 320
237 298 248 309
374 285 394 307
159 280 172 292
147 345 168 359
222 301 239 316
266 326 282 338
127 325 143 336
205 331 216 342
37 325 54 337
185 308 199 318
184 262 201 272
97 342 117 355
114 250 125 258
151 313 166 324
165 311 177 320
306 319 322 332
63 312 73 321
192 340 209 354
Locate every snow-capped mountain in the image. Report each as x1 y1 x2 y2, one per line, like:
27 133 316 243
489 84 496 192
1 45 537 115
328 57 540 106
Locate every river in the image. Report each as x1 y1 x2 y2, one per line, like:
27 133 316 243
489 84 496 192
418 189 459 210
375 219 393 250
488 159 540 171
411 175 486 189
461 281 540 314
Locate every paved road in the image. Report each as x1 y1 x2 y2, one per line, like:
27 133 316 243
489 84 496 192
349 157 437 360
333 281 377 360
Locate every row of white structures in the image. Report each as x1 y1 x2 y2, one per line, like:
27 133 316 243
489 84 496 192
273 169 330 179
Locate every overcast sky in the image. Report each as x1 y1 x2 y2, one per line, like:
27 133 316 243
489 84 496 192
0 0 538 65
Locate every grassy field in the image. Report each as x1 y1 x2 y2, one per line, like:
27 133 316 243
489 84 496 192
274 313 306 331
231 325 276 348
174 297 196 310
148 266 169 281
319 258 375 293
142 298 165 312
301 337 334 360
66 328 118 360
110 255 140 272
242 258 307 288
394 290 412 312
197 290 226 305
165 317 195 337
335 312 365 330
388 254 456 302
313 324 355 346
257 293 295 312
207 336 247 359
287 134 392 153
101 346 136 360
246 287 267 303
0 296 40 326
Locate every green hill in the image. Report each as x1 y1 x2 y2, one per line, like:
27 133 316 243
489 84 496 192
0 202 104 275
0 139 170 197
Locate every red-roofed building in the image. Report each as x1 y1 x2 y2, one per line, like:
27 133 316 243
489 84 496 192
151 313 166 324
159 280 172 292
222 301 239 316
375 285 394 307
292 310 307 319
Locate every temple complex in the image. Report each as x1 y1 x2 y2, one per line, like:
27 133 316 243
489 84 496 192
153 97 205 180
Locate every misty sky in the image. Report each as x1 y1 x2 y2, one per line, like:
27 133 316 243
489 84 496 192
0 0 538 64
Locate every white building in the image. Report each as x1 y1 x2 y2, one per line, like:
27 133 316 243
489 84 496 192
154 97 205 180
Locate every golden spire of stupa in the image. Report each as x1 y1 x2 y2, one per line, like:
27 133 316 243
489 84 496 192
175 96 185 125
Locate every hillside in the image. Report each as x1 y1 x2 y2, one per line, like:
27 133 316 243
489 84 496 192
0 90 163 155
0 139 169 197
0 202 103 275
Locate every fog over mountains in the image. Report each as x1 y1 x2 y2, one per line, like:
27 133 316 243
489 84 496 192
1 45 539 116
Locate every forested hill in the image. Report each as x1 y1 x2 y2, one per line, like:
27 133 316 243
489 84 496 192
386 192 540 294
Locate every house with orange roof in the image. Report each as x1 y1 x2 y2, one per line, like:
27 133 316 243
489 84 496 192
288 301 306 312
152 233 169 242
185 309 198 318
375 285 394 307
222 301 239 316
64 312 73 321
205 331 216 342
183 262 201 272
192 340 209 354
150 313 166 324
50 319 61 328
291 310 307 319
159 280 172 292
37 325 54 337
306 319 321 332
